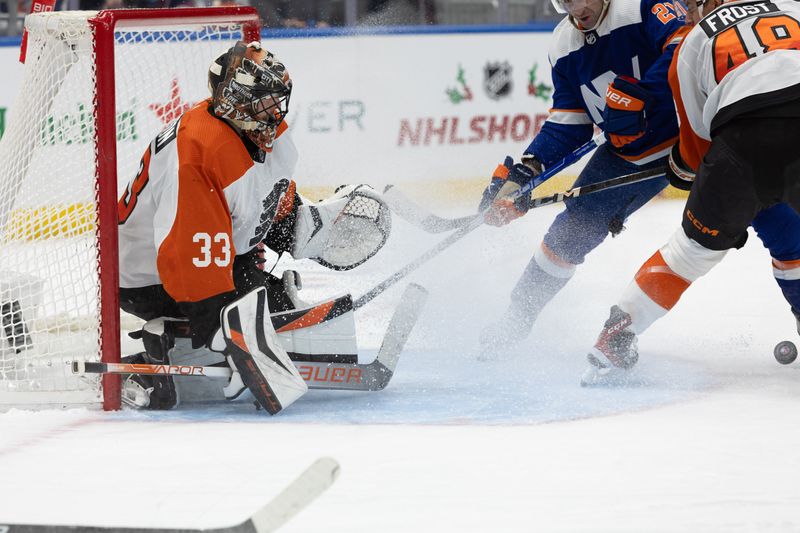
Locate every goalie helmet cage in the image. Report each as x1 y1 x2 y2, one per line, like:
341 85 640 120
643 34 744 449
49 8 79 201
0 7 260 411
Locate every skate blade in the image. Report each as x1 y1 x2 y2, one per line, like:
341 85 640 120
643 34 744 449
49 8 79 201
580 364 635 388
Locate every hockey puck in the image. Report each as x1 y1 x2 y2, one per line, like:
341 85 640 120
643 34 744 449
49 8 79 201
773 340 798 365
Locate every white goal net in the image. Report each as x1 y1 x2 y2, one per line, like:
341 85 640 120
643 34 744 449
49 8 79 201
0 7 260 409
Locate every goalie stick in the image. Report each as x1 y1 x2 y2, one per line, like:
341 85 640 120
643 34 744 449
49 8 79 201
354 166 666 309
74 283 428 392
381 134 605 234
0 456 339 533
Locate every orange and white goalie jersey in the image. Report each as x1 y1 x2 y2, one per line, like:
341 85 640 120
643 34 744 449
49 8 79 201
117 99 298 305
670 0 800 169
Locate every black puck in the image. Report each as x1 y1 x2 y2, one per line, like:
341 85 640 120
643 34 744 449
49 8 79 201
774 340 798 365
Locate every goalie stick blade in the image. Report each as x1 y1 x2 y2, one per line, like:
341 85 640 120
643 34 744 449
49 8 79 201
373 282 427 382
1 457 339 533
295 282 428 391
382 185 474 233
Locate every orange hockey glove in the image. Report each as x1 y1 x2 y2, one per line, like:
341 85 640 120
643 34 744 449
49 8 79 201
479 156 541 226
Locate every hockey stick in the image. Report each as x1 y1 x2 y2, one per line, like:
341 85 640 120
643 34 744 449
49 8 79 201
382 184 474 233
353 166 666 309
74 283 428 392
380 134 605 234
1 456 339 533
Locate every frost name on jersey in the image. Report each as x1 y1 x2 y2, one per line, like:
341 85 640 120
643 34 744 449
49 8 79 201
699 1 777 36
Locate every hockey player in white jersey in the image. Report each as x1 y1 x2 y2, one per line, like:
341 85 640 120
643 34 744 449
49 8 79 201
117 41 392 413
583 0 800 384
478 0 690 358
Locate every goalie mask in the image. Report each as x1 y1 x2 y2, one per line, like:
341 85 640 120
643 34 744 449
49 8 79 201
208 41 292 152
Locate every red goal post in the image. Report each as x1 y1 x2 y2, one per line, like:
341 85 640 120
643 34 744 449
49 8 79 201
0 7 261 411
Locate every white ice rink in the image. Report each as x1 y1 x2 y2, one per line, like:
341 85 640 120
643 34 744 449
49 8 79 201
2 199 800 532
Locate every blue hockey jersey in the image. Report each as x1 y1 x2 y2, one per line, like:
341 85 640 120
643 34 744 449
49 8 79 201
526 0 689 166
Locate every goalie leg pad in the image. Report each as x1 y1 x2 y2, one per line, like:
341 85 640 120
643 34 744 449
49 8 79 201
222 286 308 415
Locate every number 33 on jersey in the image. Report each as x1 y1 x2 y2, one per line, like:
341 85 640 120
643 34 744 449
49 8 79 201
116 99 298 304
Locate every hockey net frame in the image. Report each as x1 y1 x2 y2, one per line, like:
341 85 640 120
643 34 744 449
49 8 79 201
0 7 260 410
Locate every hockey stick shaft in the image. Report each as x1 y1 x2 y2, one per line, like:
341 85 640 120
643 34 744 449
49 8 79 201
528 166 666 208
353 165 665 309
1 457 339 533
518 133 605 196
75 359 379 391
381 134 604 233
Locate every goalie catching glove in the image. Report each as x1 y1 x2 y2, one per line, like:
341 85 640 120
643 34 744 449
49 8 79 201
293 184 391 270
479 156 542 226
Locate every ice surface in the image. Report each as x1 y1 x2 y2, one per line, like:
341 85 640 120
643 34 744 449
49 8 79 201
1 201 799 532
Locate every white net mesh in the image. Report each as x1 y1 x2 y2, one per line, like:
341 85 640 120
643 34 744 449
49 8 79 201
0 9 255 406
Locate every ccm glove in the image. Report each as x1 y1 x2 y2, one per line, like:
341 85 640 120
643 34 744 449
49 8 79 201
665 142 696 191
479 155 542 226
603 76 652 148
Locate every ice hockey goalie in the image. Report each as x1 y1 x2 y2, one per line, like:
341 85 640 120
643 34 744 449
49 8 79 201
116 41 391 414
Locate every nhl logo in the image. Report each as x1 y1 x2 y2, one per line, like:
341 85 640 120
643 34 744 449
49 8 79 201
585 31 598 45
483 61 513 100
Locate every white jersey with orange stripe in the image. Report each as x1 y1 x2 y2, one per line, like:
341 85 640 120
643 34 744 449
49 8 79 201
117 100 298 305
670 0 800 169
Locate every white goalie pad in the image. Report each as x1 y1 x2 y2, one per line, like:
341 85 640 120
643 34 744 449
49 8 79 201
273 298 358 361
221 287 308 414
145 290 358 405
293 184 391 271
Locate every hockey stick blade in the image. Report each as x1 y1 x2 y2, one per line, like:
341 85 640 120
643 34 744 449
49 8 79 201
73 284 428 392
249 457 340 532
1 457 339 533
382 184 474 233
300 282 426 390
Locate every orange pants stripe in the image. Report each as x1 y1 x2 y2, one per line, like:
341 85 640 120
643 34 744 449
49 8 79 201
634 250 692 310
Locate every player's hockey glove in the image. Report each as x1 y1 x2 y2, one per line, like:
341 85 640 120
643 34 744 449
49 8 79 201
665 142 695 191
603 76 652 148
479 155 542 226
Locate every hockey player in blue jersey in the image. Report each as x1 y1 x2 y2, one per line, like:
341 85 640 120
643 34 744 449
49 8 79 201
478 0 690 357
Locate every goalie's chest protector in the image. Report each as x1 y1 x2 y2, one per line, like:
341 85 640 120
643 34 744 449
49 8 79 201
117 102 298 302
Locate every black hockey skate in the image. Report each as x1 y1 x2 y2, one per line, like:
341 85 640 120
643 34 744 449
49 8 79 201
581 305 639 387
